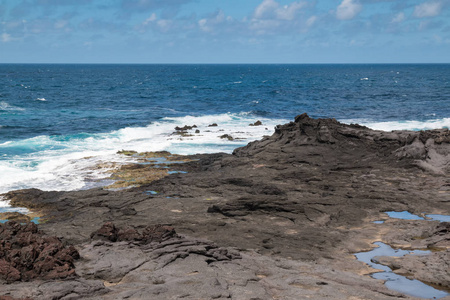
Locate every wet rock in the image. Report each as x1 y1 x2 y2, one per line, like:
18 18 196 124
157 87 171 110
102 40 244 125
376 249 450 289
0 212 31 224
117 150 137 156
249 120 262 126
208 123 218 127
219 134 234 141
175 125 197 131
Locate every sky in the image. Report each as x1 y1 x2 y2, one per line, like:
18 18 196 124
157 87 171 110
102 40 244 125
0 0 449 63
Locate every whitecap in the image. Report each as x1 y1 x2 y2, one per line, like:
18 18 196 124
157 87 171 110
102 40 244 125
0 113 289 194
36 98 46 101
360 78 369 81
0 101 25 111
0 195 29 213
340 118 450 131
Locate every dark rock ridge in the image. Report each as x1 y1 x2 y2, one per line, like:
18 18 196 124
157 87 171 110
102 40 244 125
0 221 79 283
1 113 449 299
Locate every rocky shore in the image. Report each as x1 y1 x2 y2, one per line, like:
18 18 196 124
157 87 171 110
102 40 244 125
1 114 449 299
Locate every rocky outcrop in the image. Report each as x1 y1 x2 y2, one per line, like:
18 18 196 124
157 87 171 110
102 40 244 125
235 113 450 175
1 114 449 299
0 221 79 283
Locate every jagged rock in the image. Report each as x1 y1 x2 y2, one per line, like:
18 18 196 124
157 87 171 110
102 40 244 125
90 222 119 242
0 222 79 283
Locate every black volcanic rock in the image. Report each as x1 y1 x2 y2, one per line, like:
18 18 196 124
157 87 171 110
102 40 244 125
1 114 449 299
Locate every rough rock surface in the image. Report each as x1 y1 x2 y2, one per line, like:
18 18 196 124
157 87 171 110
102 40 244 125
0 221 79 283
1 114 450 299
374 221 450 290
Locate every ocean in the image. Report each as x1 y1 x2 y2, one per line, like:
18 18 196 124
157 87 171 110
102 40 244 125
0 64 449 197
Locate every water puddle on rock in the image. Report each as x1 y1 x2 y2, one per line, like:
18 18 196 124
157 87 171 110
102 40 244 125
144 190 159 195
425 214 450 222
167 170 188 175
372 210 450 224
359 211 450 299
355 242 448 299
385 211 425 220
355 242 449 299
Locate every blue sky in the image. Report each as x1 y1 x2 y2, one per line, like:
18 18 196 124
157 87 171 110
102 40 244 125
1 0 449 63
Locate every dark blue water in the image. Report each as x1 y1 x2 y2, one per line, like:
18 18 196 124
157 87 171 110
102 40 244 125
0 64 449 193
1 64 449 143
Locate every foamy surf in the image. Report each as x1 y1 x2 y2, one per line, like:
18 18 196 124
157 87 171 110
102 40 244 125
0 101 25 112
0 196 29 213
0 113 288 194
340 118 450 131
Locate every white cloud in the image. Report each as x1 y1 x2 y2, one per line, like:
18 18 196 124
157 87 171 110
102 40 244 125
157 19 172 32
143 13 157 25
1 33 12 42
413 1 443 18
254 0 306 21
54 19 68 29
198 10 227 33
249 19 281 34
254 0 279 19
139 13 172 33
391 12 405 23
276 2 307 20
336 0 362 20
306 15 317 27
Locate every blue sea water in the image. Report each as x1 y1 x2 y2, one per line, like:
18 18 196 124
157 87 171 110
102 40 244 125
0 64 449 195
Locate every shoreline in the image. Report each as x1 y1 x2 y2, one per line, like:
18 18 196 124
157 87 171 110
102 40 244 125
1 114 449 299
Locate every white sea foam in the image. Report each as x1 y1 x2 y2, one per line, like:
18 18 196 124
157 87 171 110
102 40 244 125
0 113 288 194
0 195 29 213
0 101 25 111
36 98 46 101
340 118 450 131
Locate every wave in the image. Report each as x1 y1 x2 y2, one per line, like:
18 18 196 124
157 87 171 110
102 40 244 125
0 195 29 213
0 101 25 112
340 118 450 131
0 113 288 194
